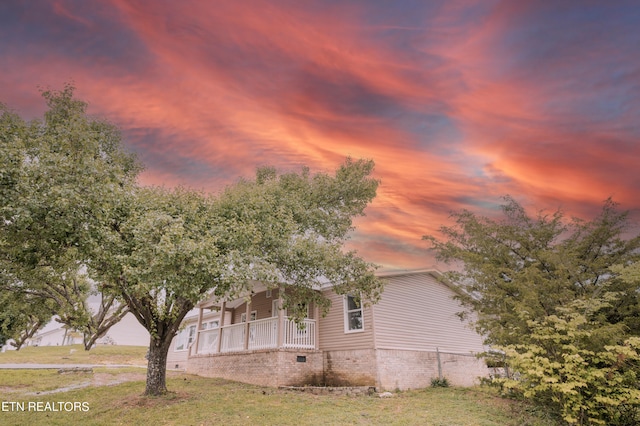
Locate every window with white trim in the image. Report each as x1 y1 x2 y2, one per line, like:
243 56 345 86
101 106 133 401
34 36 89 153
344 295 364 332
240 311 257 322
200 320 219 330
174 325 196 351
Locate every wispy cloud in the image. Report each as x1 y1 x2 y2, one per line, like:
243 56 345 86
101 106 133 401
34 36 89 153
1 0 638 268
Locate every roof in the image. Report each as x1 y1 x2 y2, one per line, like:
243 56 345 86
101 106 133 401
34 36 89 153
195 267 460 309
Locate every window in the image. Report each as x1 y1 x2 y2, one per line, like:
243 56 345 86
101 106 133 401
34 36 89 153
266 289 272 298
174 325 196 351
344 295 364 332
286 302 309 319
200 320 219 330
240 311 257 322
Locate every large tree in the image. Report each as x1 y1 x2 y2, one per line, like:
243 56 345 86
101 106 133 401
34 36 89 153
425 196 640 347
0 85 142 350
95 158 382 396
95 186 232 395
425 197 640 424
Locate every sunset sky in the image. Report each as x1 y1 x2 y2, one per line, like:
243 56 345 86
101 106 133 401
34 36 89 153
1 1 639 270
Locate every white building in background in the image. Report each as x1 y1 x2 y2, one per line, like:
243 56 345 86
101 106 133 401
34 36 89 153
26 311 149 348
24 311 149 348
1 311 149 352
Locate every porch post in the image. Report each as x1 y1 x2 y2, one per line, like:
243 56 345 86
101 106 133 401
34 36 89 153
277 287 284 348
314 303 320 349
191 306 204 356
216 300 226 353
244 297 252 350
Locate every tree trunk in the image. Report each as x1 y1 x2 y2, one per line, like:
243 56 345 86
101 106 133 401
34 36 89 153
145 337 171 396
83 333 96 351
12 318 44 351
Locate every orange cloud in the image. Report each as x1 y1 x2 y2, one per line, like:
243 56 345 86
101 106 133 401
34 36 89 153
1 0 638 269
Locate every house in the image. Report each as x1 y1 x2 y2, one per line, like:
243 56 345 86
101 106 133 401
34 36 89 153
168 269 489 390
22 311 149 348
28 318 83 347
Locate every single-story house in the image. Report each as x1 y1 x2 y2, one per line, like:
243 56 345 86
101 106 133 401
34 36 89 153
22 311 149 349
167 269 489 390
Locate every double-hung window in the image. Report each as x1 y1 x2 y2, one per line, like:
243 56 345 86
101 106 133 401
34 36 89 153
200 320 219 330
344 295 364 332
240 311 257 322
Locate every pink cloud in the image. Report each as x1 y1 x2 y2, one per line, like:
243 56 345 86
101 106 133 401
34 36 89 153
1 0 638 268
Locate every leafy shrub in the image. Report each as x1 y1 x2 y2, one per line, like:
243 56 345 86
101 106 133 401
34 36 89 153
430 377 450 388
494 299 640 425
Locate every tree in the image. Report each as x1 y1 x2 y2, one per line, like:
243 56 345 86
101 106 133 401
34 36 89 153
95 186 232 395
212 160 383 317
2 86 381 396
78 287 130 350
95 158 381 396
0 85 142 350
425 196 640 424
0 288 55 350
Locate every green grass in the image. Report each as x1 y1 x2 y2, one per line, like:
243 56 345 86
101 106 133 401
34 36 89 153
0 345 556 425
0 345 147 365
0 373 556 426
0 369 93 395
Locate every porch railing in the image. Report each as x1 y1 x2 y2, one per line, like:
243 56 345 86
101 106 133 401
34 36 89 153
283 318 316 349
196 328 219 354
194 317 315 355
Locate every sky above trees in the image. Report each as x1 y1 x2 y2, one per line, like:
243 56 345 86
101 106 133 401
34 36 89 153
1 1 638 269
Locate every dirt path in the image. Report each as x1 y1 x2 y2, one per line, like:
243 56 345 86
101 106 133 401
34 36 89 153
27 371 148 395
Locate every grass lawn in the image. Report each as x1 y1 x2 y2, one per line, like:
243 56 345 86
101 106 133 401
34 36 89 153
0 346 556 426
0 344 147 365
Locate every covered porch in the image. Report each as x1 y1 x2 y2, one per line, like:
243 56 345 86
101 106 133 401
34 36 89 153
189 287 319 356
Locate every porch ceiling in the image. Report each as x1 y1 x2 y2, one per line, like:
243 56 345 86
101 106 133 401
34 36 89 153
197 281 271 310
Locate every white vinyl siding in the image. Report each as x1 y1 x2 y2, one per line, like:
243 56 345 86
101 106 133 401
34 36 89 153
318 290 374 351
372 272 485 354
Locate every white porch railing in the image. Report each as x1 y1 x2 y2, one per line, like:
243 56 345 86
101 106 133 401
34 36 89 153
197 328 219 354
221 323 245 352
249 317 279 350
194 317 316 355
283 318 316 349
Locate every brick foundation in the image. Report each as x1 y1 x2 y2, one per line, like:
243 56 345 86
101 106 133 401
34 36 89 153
376 349 488 389
186 349 323 387
280 386 376 396
185 348 487 390
323 349 378 386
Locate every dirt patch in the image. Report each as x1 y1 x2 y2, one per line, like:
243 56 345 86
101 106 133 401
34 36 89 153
120 391 191 408
92 372 147 387
0 386 22 394
24 372 148 395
